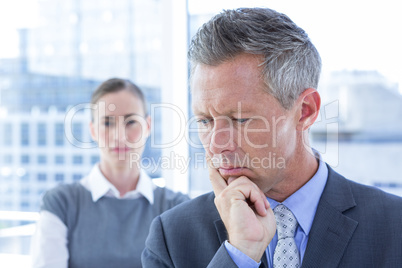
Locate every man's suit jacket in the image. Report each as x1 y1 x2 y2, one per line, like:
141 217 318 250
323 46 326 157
142 165 402 267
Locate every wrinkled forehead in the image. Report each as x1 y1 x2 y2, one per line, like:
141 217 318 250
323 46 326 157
191 56 269 115
191 86 269 117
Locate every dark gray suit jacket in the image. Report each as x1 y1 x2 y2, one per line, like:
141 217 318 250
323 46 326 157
142 165 402 267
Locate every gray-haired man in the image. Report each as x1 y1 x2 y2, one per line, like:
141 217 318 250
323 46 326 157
142 7 402 268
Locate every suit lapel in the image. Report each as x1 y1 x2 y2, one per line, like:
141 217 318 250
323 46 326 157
212 166 360 268
214 218 227 244
302 165 358 268
260 252 268 268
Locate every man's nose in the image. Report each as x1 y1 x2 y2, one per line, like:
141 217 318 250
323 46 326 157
209 117 236 154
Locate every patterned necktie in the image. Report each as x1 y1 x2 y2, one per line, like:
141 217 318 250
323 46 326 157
273 204 300 268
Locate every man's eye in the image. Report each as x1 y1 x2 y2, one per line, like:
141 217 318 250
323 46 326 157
197 118 212 125
234 118 249 124
103 121 111 127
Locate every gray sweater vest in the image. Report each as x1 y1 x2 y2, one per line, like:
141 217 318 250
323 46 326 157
41 183 189 268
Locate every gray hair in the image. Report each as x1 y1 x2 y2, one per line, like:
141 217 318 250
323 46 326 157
188 8 322 109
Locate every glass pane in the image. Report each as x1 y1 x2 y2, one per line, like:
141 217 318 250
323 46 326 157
187 0 402 197
0 0 165 260
0 0 164 211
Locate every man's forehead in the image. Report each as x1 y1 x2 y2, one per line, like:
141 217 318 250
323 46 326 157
192 86 254 101
192 82 269 100
190 54 272 114
192 88 263 115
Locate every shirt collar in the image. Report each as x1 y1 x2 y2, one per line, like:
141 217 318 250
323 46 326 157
80 164 154 204
267 150 328 236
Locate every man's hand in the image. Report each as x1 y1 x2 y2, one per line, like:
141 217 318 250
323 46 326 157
207 156 276 262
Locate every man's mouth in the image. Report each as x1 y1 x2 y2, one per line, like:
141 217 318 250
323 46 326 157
218 167 245 177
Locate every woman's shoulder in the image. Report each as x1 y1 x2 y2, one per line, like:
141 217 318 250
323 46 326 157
153 186 190 211
41 182 90 222
44 182 87 201
157 191 218 224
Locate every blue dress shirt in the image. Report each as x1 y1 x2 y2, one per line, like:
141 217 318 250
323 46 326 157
225 155 328 267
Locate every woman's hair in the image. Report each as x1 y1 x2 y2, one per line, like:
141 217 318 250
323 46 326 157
90 78 147 121
188 8 322 109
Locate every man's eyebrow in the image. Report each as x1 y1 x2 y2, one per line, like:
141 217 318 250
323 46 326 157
193 110 209 117
229 109 251 115
100 113 142 120
193 110 251 117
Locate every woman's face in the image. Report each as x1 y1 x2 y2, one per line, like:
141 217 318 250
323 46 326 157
90 89 150 166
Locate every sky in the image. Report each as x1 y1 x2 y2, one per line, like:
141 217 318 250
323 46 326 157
0 0 401 90
0 0 38 58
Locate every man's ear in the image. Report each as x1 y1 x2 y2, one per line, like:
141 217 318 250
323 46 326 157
296 88 321 131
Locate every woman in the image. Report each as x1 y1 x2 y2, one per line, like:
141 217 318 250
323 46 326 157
31 78 189 268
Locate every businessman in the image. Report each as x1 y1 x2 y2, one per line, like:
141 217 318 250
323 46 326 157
142 7 402 267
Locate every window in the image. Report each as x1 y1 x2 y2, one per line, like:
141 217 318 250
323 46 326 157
2 123 12 146
0 1 166 221
20 173 30 182
37 173 47 182
55 155 64 164
91 155 100 165
21 123 29 146
37 155 47 164
73 174 82 181
21 155 30 164
3 201 13 208
37 123 47 146
3 154 13 164
20 201 30 209
55 173 64 182
72 155 83 165
55 123 64 146
20 187 30 195
72 123 83 146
